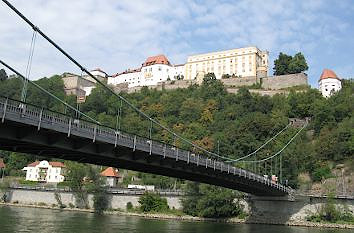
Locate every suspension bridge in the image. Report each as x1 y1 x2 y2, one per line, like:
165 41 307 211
0 0 308 196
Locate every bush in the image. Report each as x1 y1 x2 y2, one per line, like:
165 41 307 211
68 203 75 208
138 192 169 213
307 193 354 223
93 189 109 214
312 166 333 182
126 202 133 211
18 180 38 186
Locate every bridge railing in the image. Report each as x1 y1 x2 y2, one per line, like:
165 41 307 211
0 96 293 194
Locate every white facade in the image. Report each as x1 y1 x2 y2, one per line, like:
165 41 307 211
185 46 268 80
318 69 342 98
108 55 185 88
23 161 65 183
319 78 342 98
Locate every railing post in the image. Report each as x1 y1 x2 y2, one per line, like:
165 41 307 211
1 98 8 123
67 118 72 137
133 135 136 151
214 160 216 170
205 159 208 168
149 141 152 155
37 108 43 131
233 167 236 175
197 155 199 166
187 151 190 164
220 163 223 172
163 145 166 158
228 164 230 174
114 131 118 148
93 125 97 142
176 148 178 161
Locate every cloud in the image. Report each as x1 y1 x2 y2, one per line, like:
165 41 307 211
0 0 353 86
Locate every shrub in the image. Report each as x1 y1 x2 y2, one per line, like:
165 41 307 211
126 202 133 211
138 192 169 213
312 166 333 182
68 203 75 208
38 202 47 206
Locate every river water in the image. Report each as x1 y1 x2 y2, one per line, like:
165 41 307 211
0 206 352 233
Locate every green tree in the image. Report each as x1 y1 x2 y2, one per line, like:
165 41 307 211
66 162 89 208
273 52 308 75
288 52 308 74
273 52 293 75
0 69 8 81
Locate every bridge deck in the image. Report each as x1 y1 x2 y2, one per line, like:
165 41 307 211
0 97 291 196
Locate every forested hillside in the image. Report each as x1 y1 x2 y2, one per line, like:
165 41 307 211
0 73 353 188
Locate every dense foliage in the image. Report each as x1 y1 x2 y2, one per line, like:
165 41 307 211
182 182 244 218
307 193 354 223
138 192 169 212
273 52 308 75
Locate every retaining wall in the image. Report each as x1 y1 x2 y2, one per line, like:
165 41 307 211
262 73 308 90
7 189 182 210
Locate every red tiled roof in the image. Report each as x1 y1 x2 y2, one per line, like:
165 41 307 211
0 159 5 168
26 161 65 168
101 167 120 177
27 161 40 167
319 69 340 81
142 54 171 67
49 162 66 168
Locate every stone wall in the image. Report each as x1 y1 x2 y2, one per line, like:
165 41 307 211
221 76 260 87
262 73 308 90
7 189 182 210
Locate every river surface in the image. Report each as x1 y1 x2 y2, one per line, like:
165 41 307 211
0 206 352 233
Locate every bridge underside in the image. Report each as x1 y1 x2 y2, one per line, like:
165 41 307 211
0 119 286 196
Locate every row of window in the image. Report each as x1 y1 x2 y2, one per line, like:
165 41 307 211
28 174 59 179
190 50 258 62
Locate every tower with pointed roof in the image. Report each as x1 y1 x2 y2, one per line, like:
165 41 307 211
319 69 342 98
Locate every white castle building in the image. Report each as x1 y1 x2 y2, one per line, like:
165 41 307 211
318 69 342 98
185 46 268 81
22 160 66 183
108 55 184 88
108 46 268 88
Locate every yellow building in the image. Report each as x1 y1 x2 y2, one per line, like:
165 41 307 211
185 46 268 81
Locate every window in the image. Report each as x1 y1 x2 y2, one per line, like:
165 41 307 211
158 66 162 71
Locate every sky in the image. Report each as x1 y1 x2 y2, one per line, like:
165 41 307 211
0 0 353 87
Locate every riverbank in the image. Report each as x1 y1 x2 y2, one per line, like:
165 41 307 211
1 202 353 229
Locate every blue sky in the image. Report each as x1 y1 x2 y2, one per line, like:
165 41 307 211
0 0 353 87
